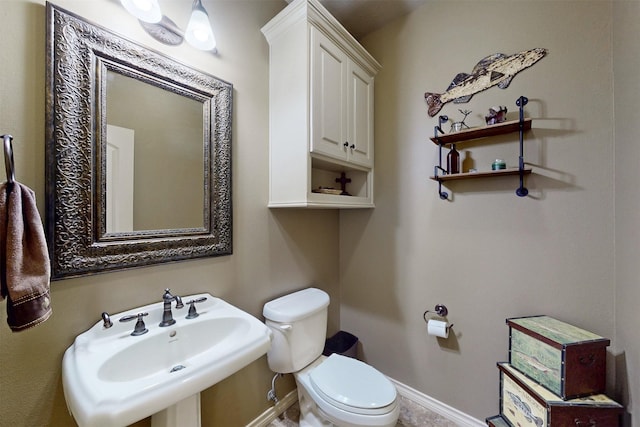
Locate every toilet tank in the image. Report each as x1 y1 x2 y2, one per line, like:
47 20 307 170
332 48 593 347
263 288 330 373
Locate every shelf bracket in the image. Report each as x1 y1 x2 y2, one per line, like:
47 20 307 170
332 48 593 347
434 115 449 200
515 96 529 197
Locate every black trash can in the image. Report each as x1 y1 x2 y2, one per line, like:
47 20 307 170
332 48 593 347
323 330 359 359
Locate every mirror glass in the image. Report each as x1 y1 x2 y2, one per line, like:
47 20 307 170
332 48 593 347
46 4 232 279
105 70 204 233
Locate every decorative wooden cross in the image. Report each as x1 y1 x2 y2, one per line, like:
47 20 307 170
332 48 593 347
335 172 351 195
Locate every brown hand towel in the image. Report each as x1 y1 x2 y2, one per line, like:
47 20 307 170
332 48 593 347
0 182 52 331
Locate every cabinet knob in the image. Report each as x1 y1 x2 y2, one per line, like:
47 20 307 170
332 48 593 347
343 141 349 148
350 144 355 150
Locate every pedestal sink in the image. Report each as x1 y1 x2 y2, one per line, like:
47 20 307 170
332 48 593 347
62 293 272 427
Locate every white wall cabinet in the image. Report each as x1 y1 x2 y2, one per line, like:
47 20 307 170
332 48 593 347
311 27 374 168
262 0 381 208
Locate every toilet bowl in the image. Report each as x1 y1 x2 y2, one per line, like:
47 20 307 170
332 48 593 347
296 354 399 427
263 288 399 427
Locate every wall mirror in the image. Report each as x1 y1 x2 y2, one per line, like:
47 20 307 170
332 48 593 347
45 3 232 280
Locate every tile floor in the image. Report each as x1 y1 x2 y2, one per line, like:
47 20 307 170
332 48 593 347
267 395 460 427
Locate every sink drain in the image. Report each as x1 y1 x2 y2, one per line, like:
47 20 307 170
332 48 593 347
170 365 186 373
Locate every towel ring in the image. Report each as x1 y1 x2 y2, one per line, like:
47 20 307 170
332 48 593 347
3 134 15 185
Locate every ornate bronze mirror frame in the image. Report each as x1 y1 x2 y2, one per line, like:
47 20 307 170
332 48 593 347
45 3 232 279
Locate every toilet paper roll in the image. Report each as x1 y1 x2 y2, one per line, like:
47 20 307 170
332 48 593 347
427 319 450 338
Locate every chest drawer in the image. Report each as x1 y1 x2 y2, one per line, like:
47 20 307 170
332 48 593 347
485 414 510 427
499 362 622 427
507 315 609 399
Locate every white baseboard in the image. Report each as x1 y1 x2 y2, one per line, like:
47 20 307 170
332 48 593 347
246 389 298 427
390 378 486 427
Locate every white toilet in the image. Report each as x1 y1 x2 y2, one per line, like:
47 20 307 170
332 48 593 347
263 288 400 427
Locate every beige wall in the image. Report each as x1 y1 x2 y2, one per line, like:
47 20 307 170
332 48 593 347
342 0 639 423
2 0 638 426
0 1 342 426
613 1 640 426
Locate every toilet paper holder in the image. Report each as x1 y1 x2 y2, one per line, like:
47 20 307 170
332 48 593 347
422 304 453 328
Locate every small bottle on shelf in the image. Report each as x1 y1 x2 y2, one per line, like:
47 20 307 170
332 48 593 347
447 143 460 174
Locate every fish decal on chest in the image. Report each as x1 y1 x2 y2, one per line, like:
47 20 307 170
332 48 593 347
424 48 547 117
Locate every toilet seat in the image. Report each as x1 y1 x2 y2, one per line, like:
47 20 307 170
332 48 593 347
309 354 397 415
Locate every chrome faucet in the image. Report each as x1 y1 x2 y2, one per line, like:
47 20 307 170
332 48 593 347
159 288 184 327
101 312 113 329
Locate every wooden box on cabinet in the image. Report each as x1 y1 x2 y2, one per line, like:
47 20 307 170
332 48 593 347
497 363 622 427
507 315 609 399
262 0 381 208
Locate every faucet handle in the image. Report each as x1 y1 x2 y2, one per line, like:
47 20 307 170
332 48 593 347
185 297 208 319
120 312 149 336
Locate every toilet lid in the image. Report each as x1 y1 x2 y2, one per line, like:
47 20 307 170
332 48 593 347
309 354 397 415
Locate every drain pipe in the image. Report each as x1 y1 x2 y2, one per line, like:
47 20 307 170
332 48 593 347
267 373 283 404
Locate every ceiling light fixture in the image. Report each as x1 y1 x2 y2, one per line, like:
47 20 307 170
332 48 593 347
120 0 162 23
119 0 217 52
185 0 217 51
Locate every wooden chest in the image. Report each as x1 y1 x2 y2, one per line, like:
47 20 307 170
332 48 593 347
486 414 510 427
507 315 609 399
497 362 622 427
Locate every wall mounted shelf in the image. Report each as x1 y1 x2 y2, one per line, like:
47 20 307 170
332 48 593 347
430 96 532 200
429 118 532 145
434 167 532 181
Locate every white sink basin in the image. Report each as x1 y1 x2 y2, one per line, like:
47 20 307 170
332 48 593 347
62 293 272 427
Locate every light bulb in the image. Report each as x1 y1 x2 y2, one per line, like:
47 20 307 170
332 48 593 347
132 0 152 12
120 0 162 23
185 2 216 51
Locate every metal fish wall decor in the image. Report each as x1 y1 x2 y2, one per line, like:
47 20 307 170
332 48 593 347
424 48 547 117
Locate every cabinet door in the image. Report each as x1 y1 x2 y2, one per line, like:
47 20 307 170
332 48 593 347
347 60 374 167
310 27 348 160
